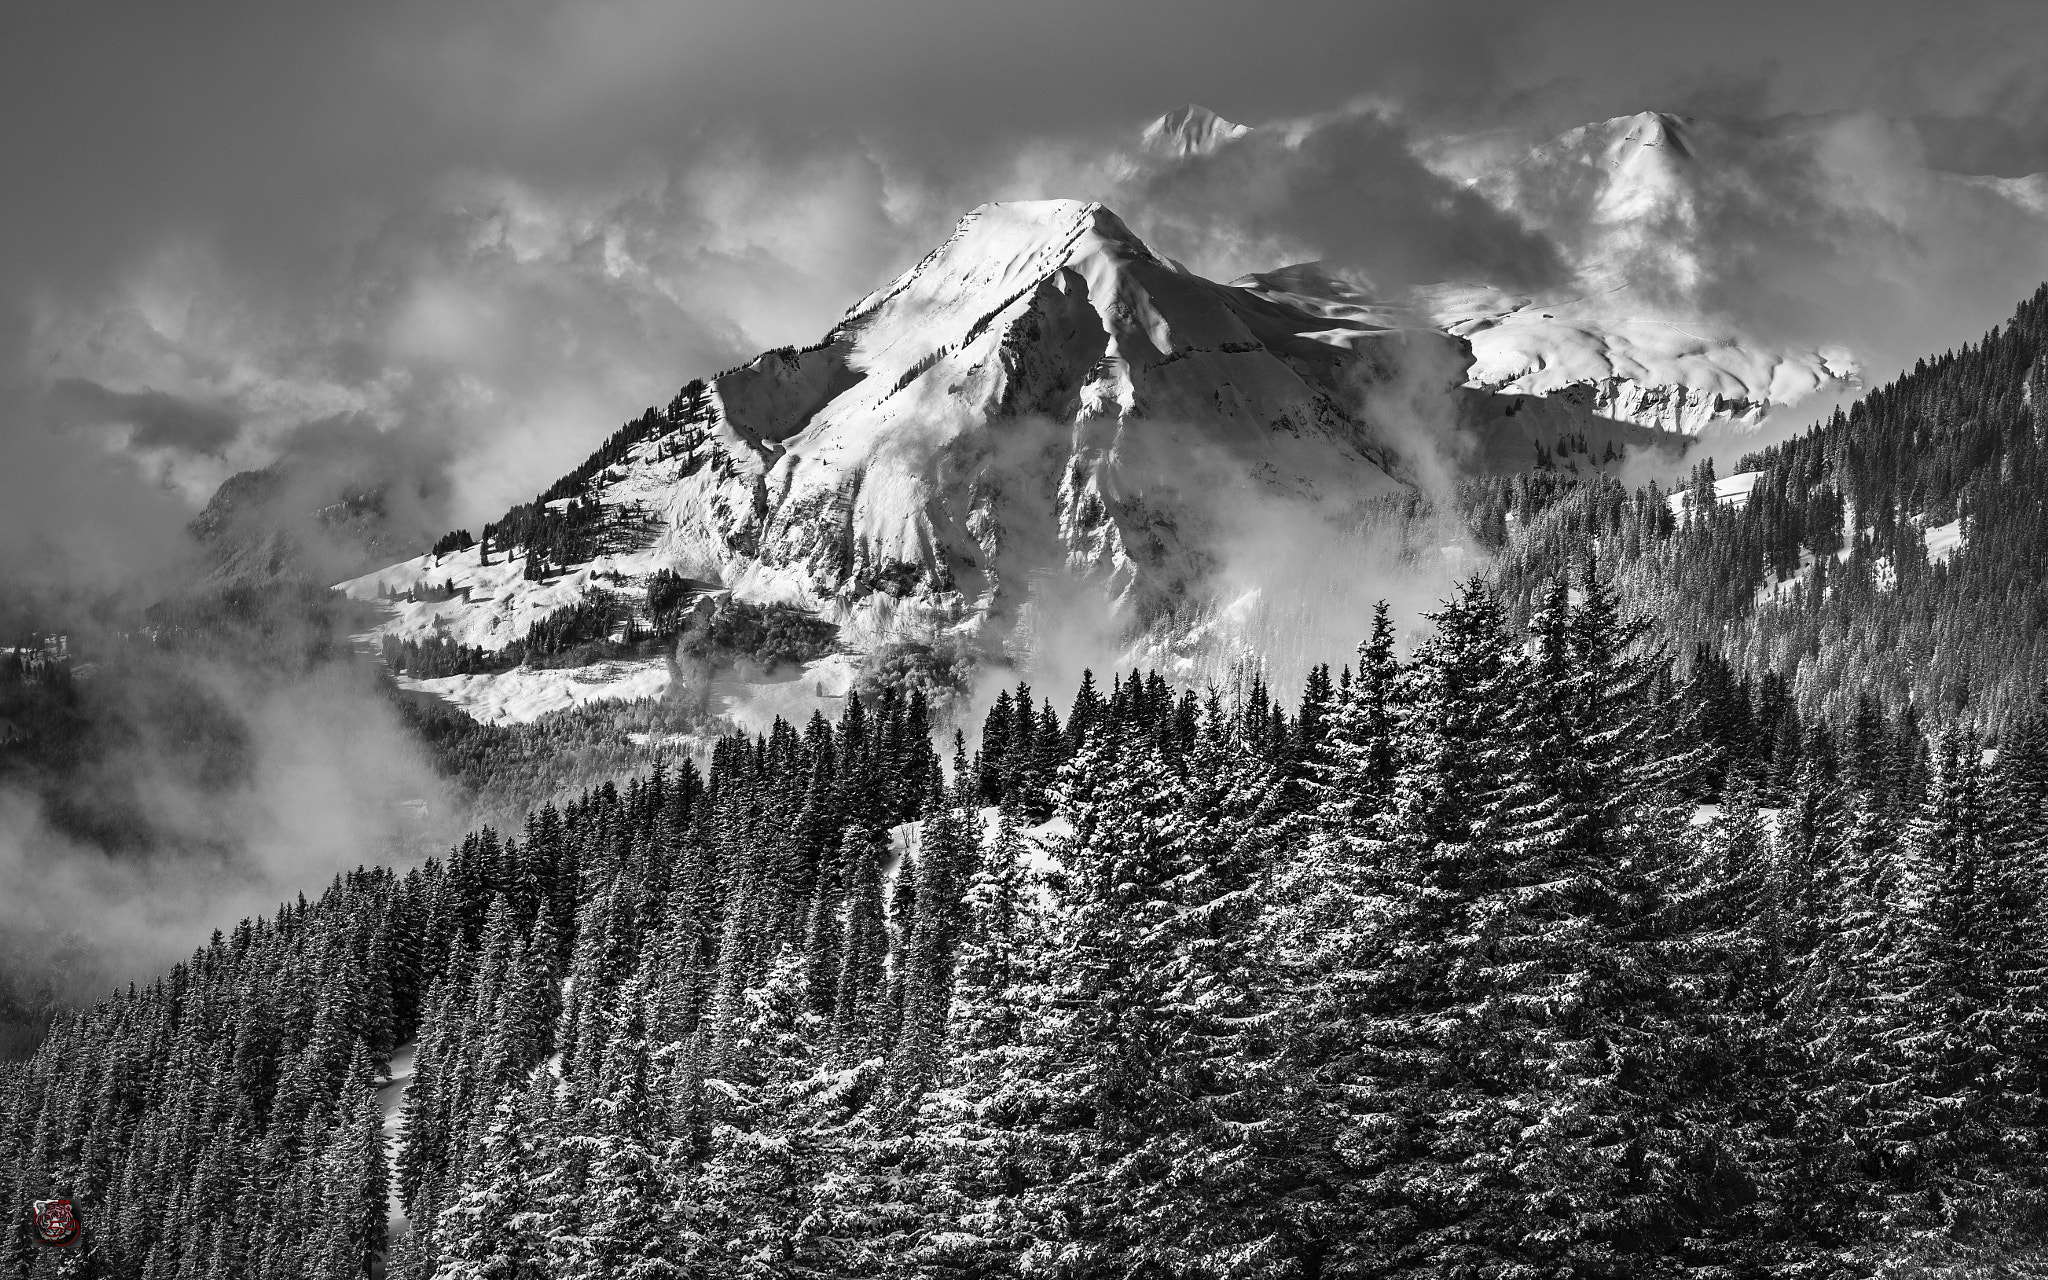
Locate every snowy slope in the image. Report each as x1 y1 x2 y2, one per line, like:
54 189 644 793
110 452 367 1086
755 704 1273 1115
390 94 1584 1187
1420 283 1855 435
1924 518 1965 565
397 658 675 726
1666 470 1764 517
1227 262 1843 437
343 200 1466 720
1141 104 1253 158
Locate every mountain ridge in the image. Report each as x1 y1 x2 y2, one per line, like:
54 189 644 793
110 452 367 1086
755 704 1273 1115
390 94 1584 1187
339 198 1514 721
1140 103 1252 157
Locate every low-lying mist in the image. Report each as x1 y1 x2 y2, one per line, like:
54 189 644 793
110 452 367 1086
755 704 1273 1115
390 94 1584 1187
0 577 462 1054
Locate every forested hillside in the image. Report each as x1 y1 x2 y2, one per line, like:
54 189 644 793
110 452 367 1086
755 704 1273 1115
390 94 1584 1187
15 273 2048 1280
10 559 2048 1276
1476 283 2048 740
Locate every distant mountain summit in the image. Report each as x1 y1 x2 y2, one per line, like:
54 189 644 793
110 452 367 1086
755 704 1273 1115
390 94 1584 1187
344 201 1418 665
1422 106 2045 429
349 99 2013 724
1134 107 1859 434
1431 110 1864 430
341 199 1669 724
1141 104 1252 157
1473 110 1766 288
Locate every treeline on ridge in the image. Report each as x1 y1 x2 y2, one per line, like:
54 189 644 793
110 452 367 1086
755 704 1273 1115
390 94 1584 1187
381 591 838 682
1461 281 2048 739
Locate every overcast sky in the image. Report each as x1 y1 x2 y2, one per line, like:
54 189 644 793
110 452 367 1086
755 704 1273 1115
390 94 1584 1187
6 0 2048 586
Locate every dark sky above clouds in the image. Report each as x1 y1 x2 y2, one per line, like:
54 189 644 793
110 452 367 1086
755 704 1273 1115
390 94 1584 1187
5 0 2048 586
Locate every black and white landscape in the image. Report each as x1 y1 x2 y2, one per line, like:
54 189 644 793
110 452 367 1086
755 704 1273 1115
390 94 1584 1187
7 2 2048 1275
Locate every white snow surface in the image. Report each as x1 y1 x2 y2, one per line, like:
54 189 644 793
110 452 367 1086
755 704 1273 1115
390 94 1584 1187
1227 261 1847 437
342 540 679 653
398 658 673 727
1667 470 1763 516
1924 518 1965 564
383 650 864 730
1421 284 1855 435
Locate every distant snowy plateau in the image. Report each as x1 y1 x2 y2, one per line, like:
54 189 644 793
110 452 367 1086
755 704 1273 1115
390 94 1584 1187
339 106 2048 725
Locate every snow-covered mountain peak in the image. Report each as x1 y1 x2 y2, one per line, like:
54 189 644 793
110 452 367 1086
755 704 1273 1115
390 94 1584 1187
1612 110 1695 156
1418 109 1861 425
1141 104 1253 157
343 198 1485 723
1489 110 1714 234
1538 110 1700 168
837 199 1162 362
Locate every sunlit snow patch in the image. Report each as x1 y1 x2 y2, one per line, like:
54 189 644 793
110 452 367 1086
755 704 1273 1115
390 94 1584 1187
1666 470 1761 517
399 659 672 726
1924 518 1964 564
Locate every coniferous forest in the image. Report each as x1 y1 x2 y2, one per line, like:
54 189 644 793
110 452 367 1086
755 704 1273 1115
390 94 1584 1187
16 276 2048 1279
1473 284 2048 741
22 6 2048 1275
11 554 2048 1275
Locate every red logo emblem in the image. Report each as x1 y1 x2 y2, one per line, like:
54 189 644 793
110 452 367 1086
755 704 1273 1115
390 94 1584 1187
30 1199 80 1247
